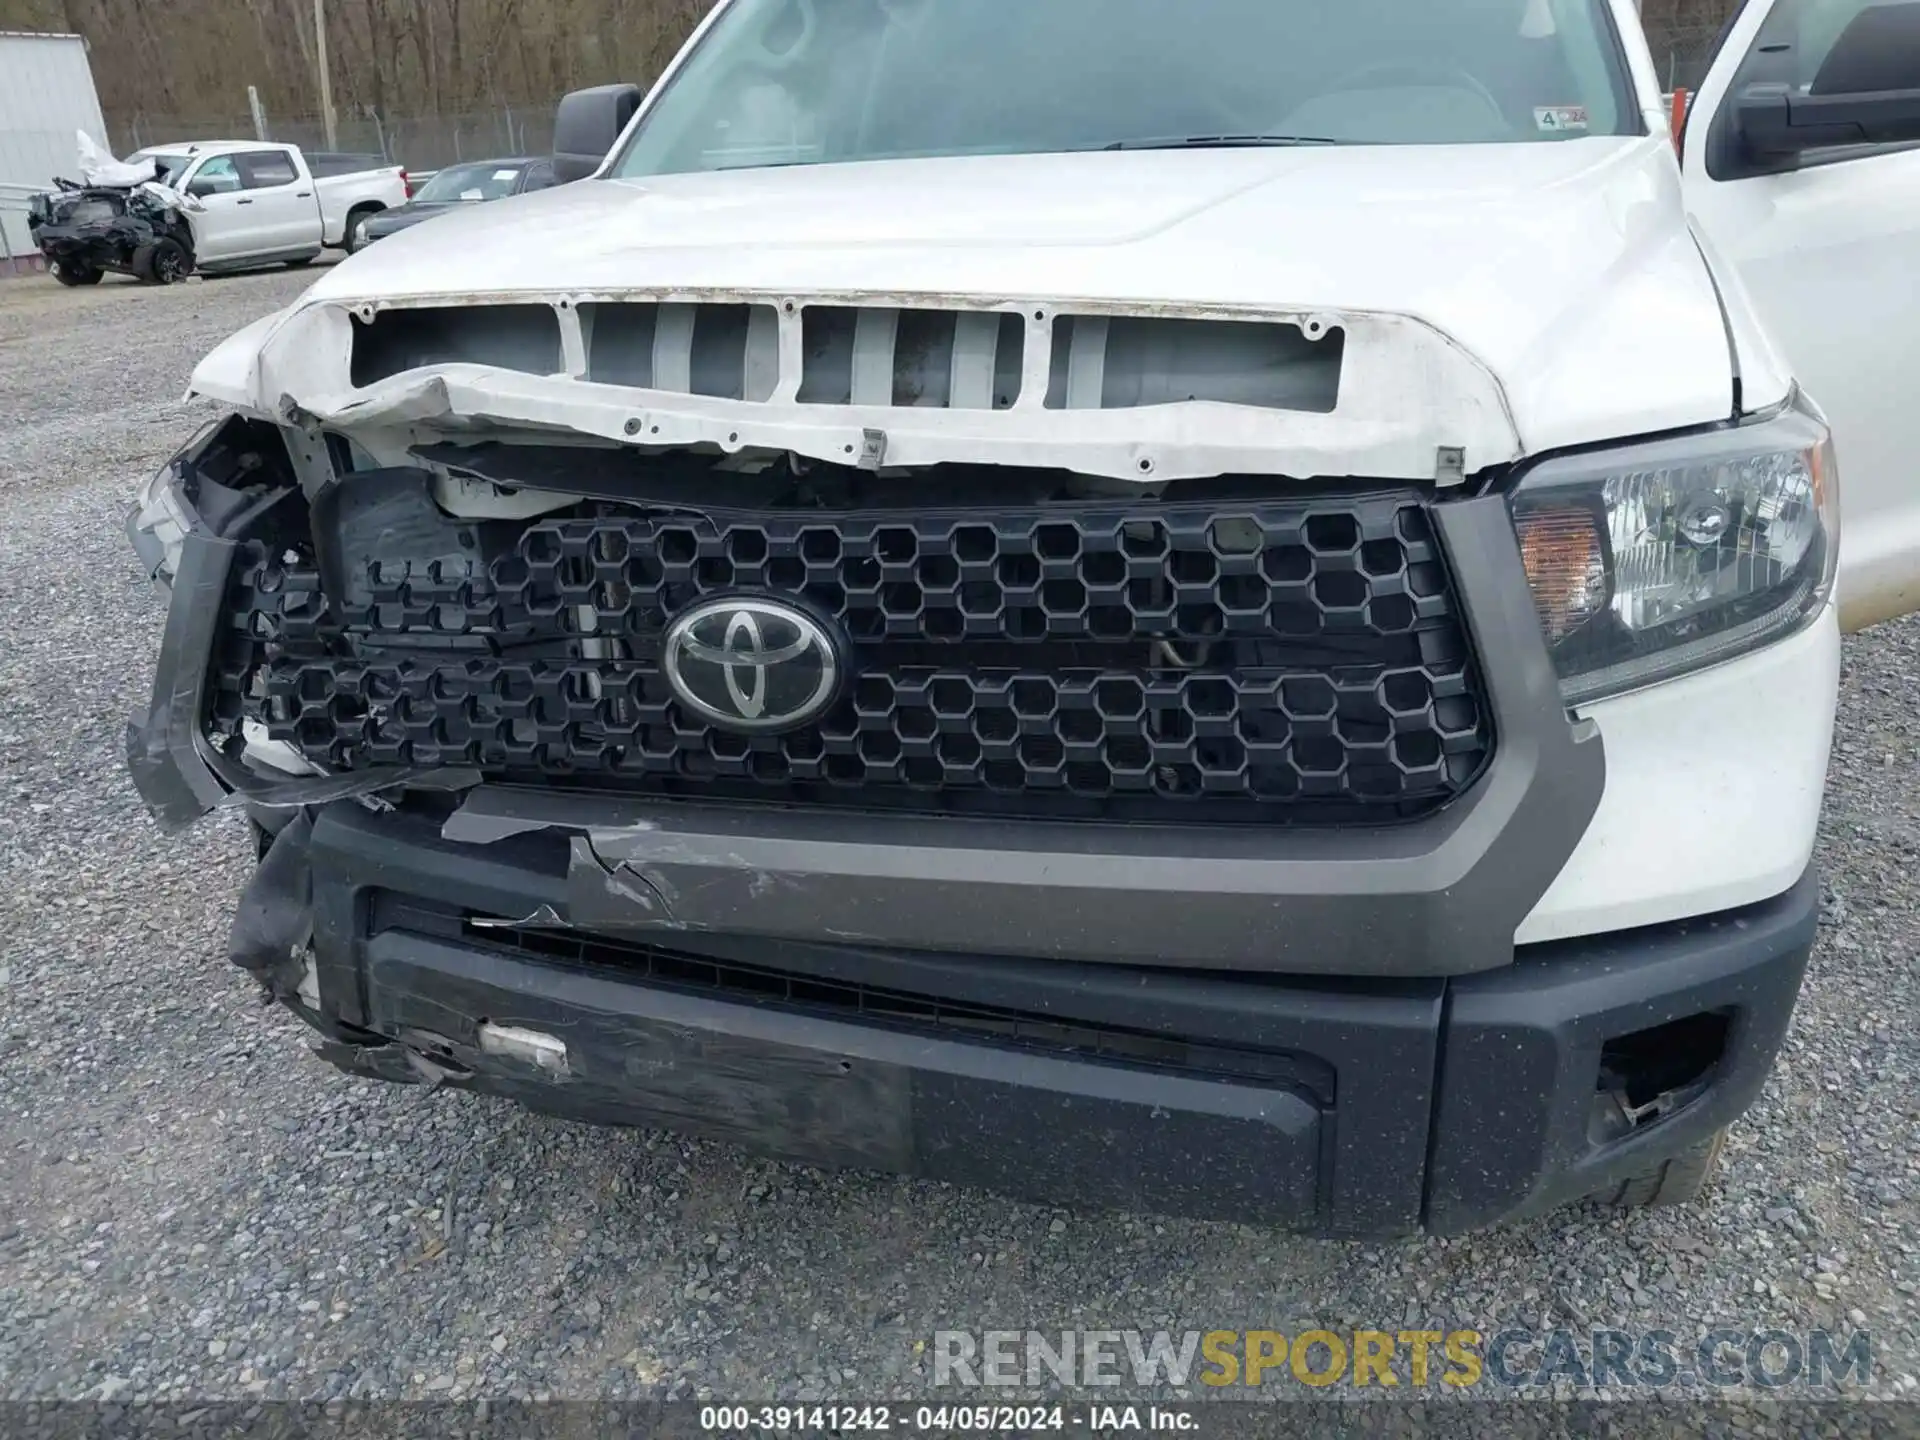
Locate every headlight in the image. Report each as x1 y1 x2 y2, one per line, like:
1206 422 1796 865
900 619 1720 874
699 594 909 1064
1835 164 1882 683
1510 391 1838 704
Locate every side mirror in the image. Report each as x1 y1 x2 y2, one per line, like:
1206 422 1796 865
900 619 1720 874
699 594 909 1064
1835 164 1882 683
1737 1 1920 160
1737 83 1920 157
552 83 645 183
186 179 219 198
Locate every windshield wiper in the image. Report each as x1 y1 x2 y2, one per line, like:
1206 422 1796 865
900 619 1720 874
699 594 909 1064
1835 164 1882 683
1101 134 1339 151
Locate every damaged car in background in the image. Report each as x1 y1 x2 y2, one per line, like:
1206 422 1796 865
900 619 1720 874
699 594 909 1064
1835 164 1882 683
126 0 1920 1235
29 134 201 286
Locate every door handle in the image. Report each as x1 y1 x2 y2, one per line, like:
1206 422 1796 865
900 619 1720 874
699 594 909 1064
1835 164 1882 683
236 198 254 205
296 191 312 198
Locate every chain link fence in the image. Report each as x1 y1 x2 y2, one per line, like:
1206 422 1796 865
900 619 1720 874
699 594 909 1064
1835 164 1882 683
111 106 558 173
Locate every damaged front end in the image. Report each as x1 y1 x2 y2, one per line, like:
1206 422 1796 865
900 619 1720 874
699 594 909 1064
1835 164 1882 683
141 288 1536 857
124 414 482 832
29 181 197 284
128 287 1597 992
126 415 485 1011
119 284 1652 1233
129 278 1604 971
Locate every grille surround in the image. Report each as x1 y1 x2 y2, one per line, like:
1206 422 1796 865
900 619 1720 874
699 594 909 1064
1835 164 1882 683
213 490 1495 825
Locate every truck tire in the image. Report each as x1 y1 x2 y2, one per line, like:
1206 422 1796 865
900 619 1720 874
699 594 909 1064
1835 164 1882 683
1599 1128 1728 1209
52 261 103 287
342 205 381 254
132 239 190 286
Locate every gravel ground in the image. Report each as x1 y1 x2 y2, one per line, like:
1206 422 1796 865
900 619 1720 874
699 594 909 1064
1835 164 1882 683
1 266 1918 1411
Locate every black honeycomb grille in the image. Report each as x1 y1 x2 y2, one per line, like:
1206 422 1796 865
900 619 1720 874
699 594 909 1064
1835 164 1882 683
211 493 1494 825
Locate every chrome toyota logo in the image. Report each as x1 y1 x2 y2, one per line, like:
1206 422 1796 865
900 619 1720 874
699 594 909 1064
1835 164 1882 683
663 596 845 734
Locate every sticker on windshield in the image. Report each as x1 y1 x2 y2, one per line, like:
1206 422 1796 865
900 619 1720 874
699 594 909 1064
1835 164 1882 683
492 169 518 181
1534 106 1589 133
460 189 485 200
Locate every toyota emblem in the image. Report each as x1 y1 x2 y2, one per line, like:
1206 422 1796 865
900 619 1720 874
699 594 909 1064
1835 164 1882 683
662 596 846 734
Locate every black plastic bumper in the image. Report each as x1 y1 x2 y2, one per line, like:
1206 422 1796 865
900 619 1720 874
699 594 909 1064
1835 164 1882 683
258 802 1816 1238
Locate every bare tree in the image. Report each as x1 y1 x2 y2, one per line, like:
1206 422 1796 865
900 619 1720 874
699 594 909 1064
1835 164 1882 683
0 0 711 143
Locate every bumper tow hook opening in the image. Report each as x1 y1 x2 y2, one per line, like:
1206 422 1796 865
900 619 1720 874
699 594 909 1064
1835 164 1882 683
1588 1010 1733 1144
477 1022 571 1078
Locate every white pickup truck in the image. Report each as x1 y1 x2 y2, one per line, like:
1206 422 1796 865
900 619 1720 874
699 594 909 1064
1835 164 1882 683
128 0 1920 1235
129 141 408 276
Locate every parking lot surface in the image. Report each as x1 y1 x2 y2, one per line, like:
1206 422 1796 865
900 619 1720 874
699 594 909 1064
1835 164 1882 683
2 267 1918 1406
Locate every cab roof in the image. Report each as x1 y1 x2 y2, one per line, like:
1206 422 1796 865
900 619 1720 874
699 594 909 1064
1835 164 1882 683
136 140 283 157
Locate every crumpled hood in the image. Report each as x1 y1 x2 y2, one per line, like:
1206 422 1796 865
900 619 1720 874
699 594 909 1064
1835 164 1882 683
303 136 1734 458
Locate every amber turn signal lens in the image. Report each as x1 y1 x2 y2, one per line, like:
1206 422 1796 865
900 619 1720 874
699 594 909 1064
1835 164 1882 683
1516 506 1607 642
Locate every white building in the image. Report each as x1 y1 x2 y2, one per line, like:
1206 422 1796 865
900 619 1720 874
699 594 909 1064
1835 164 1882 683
0 31 110 273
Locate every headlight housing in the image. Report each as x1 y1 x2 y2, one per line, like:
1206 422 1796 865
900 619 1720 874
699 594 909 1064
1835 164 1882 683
128 455 196 592
128 416 225 591
1510 391 1838 704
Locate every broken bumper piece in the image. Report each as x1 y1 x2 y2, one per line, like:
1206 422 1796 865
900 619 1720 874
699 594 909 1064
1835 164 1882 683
124 428 480 832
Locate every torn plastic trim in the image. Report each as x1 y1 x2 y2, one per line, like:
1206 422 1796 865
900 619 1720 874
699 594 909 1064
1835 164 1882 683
232 815 555 1068
128 416 226 590
213 764 484 813
124 424 485 832
470 904 570 931
126 528 236 829
196 292 1524 485
123 519 483 830
311 1031 478 1090
241 719 324 778
229 810 317 1001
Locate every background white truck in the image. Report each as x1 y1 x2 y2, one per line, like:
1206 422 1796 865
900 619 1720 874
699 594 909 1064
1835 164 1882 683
129 140 408 274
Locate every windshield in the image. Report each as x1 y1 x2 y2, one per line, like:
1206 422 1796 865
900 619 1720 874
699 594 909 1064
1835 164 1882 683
412 162 524 203
612 0 1635 177
134 152 192 186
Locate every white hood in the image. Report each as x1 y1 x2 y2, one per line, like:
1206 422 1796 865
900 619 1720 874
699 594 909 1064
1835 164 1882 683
210 136 1736 476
